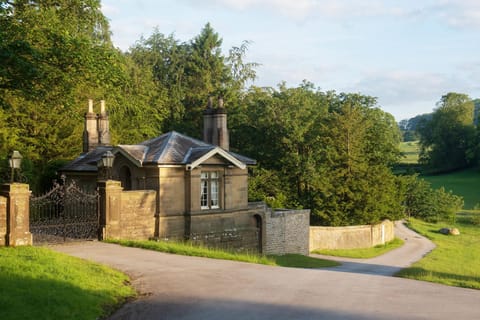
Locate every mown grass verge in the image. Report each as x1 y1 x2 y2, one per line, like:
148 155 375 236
311 238 404 259
106 239 339 268
0 246 135 320
396 216 480 289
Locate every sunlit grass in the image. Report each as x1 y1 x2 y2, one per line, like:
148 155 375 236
0 246 135 320
396 216 480 289
311 238 404 259
107 239 339 268
422 168 480 209
399 141 420 164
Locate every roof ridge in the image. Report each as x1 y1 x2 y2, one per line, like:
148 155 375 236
171 130 210 146
152 131 175 163
117 144 149 164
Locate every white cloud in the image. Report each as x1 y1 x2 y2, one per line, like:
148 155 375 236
435 0 480 28
181 0 421 21
349 69 480 120
180 0 480 29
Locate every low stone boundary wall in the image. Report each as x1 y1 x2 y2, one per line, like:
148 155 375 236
309 220 394 251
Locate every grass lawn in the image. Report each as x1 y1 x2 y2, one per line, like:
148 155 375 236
311 238 404 259
399 141 420 164
397 141 480 209
0 246 135 320
422 168 480 209
396 216 480 289
107 239 339 268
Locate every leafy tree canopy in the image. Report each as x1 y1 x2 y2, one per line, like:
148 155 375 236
418 92 476 172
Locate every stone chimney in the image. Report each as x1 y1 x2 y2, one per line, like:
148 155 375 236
203 96 229 150
82 99 111 153
83 99 99 152
98 100 111 146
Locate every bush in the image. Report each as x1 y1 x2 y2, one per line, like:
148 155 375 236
402 174 463 223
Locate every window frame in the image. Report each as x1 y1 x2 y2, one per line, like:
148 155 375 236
200 171 221 210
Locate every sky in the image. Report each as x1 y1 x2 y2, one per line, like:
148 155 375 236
101 0 480 121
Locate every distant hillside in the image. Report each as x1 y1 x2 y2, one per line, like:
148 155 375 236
474 99 480 125
398 113 432 132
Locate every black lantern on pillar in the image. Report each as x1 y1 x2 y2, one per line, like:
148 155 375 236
9 150 22 183
101 151 114 179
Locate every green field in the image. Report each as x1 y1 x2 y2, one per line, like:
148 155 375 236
0 246 135 320
422 168 480 209
399 141 420 164
397 216 480 289
398 140 480 209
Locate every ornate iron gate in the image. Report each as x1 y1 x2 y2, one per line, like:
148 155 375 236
30 176 100 244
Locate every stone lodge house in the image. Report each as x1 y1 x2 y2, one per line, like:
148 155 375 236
61 98 309 254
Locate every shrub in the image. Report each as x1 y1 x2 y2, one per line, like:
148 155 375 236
402 174 463 223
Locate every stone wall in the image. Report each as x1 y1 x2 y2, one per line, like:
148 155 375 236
188 209 259 252
309 220 395 251
100 180 156 240
260 203 310 255
99 181 310 255
117 190 156 240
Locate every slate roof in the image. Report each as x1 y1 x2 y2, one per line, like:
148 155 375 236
62 131 255 172
61 146 114 172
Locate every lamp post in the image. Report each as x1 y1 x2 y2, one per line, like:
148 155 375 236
101 151 114 180
8 150 23 183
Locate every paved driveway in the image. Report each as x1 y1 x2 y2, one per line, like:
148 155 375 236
53 223 480 320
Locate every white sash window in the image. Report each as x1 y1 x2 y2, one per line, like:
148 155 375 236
200 171 220 209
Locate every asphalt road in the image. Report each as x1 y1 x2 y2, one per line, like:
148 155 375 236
52 223 480 320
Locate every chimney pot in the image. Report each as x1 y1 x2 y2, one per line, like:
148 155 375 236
218 97 224 109
208 96 213 109
100 100 106 114
88 99 94 113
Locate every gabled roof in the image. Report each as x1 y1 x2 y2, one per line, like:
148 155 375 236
184 146 247 170
62 131 256 172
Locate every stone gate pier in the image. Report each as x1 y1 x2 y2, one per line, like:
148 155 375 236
0 183 32 246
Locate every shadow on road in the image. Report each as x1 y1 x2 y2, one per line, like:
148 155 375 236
321 260 403 276
109 296 388 320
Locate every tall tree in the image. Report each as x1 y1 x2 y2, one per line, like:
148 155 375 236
0 0 129 188
128 23 257 138
232 84 403 226
418 92 476 172
313 99 403 226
